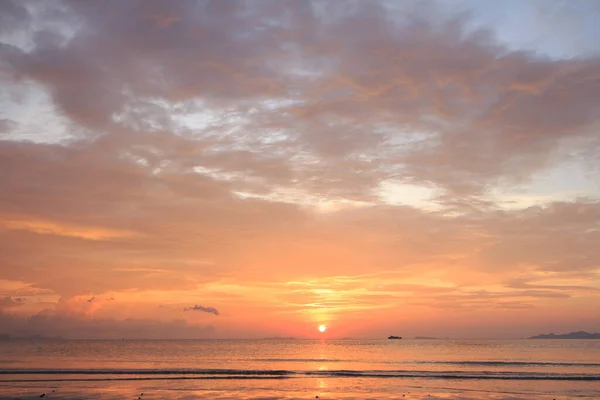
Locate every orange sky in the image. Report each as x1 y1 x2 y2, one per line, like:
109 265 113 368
1 0 600 339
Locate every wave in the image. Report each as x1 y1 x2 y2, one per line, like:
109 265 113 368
255 358 345 362
410 360 600 367
305 370 600 380
0 369 292 376
253 358 600 367
0 368 599 382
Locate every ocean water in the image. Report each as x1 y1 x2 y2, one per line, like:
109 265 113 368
1 339 599 399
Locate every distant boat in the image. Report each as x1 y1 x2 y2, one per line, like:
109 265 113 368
388 335 402 339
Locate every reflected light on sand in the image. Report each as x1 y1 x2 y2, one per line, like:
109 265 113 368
317 377 328 389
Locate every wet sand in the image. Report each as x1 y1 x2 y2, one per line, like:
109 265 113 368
0 378 589 400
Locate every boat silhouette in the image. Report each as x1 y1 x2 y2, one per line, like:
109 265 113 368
387 335 402 339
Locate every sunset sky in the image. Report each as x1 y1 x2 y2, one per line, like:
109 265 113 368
1 0 600 339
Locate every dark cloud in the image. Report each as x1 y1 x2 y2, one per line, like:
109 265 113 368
184 305 219 316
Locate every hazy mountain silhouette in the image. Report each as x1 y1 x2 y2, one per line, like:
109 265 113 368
529 331 600 339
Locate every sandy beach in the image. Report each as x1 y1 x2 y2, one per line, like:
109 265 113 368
0 381 584 400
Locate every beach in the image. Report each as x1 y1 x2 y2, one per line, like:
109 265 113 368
0 380 589 400
1 339 599 399
2 376 595 399
1 376 596 399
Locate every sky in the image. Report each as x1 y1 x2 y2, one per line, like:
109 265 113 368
1 0 600 340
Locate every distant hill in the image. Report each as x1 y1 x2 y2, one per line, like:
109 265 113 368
414 336 439 340
529 331 600 339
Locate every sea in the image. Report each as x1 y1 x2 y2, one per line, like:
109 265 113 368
1 339 599 399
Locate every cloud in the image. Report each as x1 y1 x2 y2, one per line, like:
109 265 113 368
0 0 598 338
0 296 25 310
3 218 141 241
0 311 215 339
0 119 18 134
184 305 219 316
0 0 31 36
0 0 597 200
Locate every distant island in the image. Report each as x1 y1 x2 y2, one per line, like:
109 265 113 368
529 331 600 339
414 336 439 340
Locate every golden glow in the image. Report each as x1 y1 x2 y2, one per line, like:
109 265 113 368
2 0 600 342
3 218 140 240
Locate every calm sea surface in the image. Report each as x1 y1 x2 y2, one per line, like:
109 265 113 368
1 339 599 399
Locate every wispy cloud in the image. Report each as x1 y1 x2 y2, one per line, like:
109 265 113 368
0 296 25 310
2 219 141 241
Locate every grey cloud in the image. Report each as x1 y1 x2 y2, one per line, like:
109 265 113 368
0 0 597 200
1 0 285 130
184 305 219 316
0 119 18 134
0 0 31 35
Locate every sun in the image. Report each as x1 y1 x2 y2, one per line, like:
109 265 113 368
318 324 327 333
